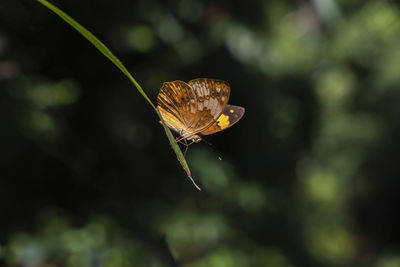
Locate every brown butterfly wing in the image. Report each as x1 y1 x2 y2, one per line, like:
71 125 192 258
157 105 186 134
157 79 232 137
157 80 206 136
187 78 231 133
200 105 245 135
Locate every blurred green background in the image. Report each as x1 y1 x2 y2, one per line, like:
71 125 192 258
1 0 400 266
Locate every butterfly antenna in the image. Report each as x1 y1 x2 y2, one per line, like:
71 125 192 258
201 138 223 161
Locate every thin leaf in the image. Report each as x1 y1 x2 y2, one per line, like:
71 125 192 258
36 0 200 190
159 118 201 191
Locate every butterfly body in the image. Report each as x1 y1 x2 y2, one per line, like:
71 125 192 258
157 78 245 143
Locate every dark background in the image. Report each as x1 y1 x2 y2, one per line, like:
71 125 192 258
1 0 400 266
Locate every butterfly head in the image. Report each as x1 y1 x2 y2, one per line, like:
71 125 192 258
189 134 202 143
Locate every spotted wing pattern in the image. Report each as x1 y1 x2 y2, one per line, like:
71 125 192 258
157 81 196 135
157 79 231 138
187 78 231 133
200 105 245 135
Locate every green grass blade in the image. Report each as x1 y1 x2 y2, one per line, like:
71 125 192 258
158 115 201 191
36 0 200 190
36 0 153 109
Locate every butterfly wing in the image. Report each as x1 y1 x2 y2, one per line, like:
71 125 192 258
200 105 245 135
187 78 231 133
157 79 232 138
157 105 187 134
157 80 201 135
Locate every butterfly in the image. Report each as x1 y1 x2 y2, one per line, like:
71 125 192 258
157 78 245 148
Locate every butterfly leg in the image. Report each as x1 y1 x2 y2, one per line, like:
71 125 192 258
175 136 186 143
183 139 189 157
174 135 194 157
183 139 197 157
175 136 189 147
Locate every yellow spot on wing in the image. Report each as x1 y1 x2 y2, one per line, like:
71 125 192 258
217 114 230 130
230 109 234 113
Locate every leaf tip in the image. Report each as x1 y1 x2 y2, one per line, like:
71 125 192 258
187 174 202 191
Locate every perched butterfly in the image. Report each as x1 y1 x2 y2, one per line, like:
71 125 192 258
157 78 245 147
